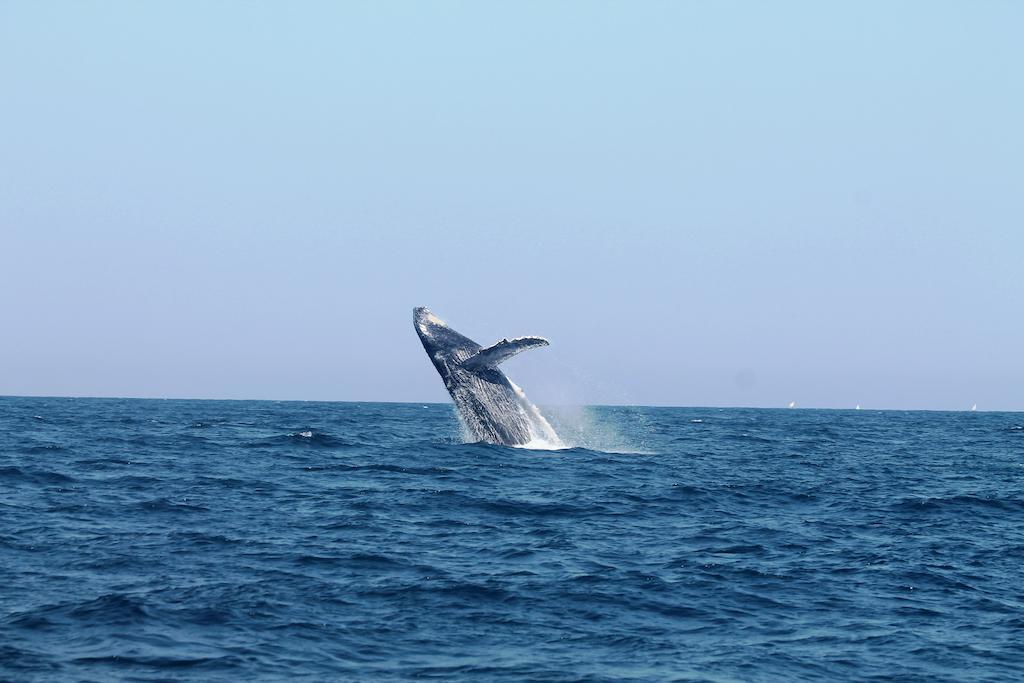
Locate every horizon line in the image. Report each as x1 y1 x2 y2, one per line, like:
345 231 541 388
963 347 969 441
0 393 1016 414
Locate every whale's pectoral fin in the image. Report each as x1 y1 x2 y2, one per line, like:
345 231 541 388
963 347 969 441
461 336 549 371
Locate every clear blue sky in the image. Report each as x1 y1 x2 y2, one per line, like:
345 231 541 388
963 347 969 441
2 2 1021 410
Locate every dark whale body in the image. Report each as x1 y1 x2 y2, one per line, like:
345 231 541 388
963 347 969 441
413 307 557 446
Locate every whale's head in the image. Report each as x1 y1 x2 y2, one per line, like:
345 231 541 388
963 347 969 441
413 307 447 337
413 307 480 366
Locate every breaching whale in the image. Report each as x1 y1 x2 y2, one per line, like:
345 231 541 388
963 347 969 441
413 307 561 447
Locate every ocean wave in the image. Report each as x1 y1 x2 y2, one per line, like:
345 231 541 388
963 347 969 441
303 462 451 475
134 497 210 513
11 593 151 627
0 465 76 484
891 494 1024 514
17 443 67 454
244 430 354 449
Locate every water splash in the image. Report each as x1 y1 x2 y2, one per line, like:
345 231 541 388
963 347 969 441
509 381 565 450
541 404 650 454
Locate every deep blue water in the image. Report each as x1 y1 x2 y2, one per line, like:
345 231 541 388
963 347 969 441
2 397 1023 682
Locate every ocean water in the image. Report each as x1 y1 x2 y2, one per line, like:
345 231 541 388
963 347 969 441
2 397 1023 682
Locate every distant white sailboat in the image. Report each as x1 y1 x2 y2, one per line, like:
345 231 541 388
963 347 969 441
855 405 861 410
788 401 796 409
971 404 977 412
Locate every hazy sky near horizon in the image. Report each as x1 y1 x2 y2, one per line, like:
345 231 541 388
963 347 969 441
2 2 1022 410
